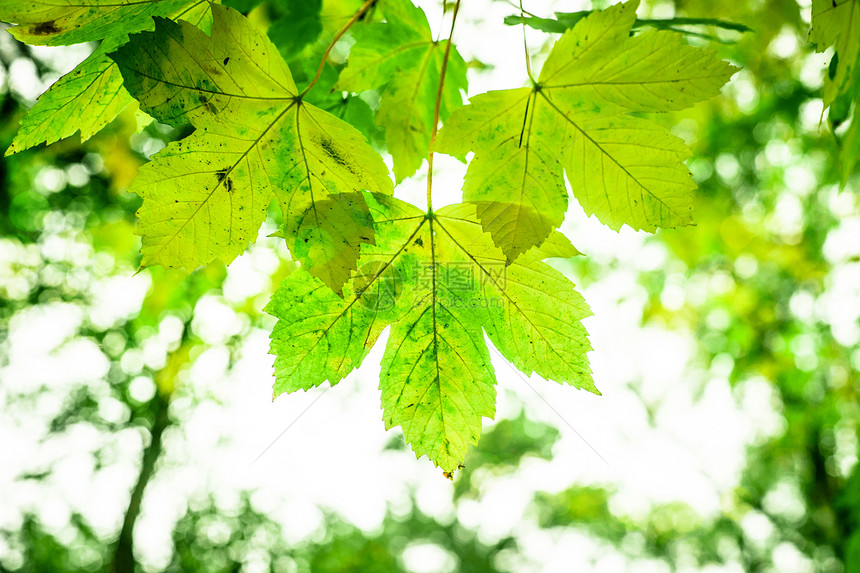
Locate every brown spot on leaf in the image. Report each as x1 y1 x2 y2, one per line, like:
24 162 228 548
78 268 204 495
318 137 355 174
31 20 60 36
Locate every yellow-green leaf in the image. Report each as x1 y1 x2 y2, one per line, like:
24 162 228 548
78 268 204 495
381 295 497 473
539 1 734 112
336 0 468 181
266 195 594 472
436 88 569 262
266 194 421 394
436 0 736 259
809 0 860 181
556 111 697 232
810 0 860 108
4 0 216 155
110 4 393 291
439 203 595 392
6 37 133 155
1 0 189 46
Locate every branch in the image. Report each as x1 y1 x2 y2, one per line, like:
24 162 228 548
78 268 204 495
299 0 378 98
426 0 463 212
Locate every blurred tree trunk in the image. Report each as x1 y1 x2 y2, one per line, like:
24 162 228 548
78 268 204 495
110 390 171 573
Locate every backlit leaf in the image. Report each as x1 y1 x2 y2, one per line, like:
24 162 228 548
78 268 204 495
337 0 468 181
5 37 133 155
266 194 594 472
505 11 752 40
810 0 859 108
4 0 216 154
436 0 735 260
110 4 392 291
809 0 860 180
1 0 189 46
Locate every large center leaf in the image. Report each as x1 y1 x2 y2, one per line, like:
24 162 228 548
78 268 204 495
435 0 736 261
266 194 594 472
109 4 393 293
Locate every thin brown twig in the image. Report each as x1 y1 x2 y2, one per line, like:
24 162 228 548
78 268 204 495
505 0 538 18
299 0 377 98
426 0 463 213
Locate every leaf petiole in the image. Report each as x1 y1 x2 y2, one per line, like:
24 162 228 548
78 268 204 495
425 0 463 213
300 0 378 99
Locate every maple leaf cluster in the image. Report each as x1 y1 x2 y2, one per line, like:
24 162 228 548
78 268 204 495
1 0 739 473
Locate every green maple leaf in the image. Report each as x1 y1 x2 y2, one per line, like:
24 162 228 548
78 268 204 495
336 0 468 182
5 35 134 155
267 0 323 60
505 11 752 40
4 1 215 155
266 193 594 472
109 4 393 293
435 0 736 261
0 0 191 46
809 0 860 181
810 0 859 108
841 109 860 181
222 0 323 59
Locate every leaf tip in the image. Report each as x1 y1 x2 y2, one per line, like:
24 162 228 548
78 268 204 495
442 462 466 480
5 132 32 156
